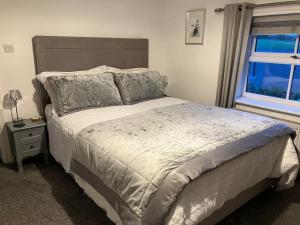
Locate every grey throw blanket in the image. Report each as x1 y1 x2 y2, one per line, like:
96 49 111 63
70 102 295 225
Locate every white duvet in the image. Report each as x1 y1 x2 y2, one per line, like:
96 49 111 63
45 97 299 225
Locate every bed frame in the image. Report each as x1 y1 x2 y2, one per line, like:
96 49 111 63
32 35 272 225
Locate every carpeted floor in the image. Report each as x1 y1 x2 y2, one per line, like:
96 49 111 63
0 157 299 225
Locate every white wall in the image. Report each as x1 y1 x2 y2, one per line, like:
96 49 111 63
164 0 243 104
0 0 167 162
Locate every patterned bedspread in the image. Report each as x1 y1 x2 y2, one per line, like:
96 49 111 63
70 102 297 225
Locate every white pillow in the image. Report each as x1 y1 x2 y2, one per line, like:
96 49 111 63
36 70 100 85
37 65 149 85
89 65 149 73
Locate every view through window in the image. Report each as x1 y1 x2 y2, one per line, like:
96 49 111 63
246 34 300 103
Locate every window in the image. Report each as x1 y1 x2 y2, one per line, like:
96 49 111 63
255 34 296 53
244 34 300 104
246 62 291 99
290 66 300 101
240 13 300 111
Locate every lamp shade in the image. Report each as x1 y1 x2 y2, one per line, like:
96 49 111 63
9 89 22 101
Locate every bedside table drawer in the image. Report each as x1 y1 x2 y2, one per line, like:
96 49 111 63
15 127 44 144
21 142 41 155
6 119 49 173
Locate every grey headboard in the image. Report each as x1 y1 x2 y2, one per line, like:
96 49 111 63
32 35 149 115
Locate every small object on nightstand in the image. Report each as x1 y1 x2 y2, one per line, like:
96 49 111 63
31 116 41 122
6 119 49 173
8 89 25 128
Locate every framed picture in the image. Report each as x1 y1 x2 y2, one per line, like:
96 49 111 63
185 9 206 44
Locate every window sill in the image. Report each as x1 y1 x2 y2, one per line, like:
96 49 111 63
235 96 300 117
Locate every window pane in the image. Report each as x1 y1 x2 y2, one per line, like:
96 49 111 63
290 66 300 102
246 62 291 99
255 34 297 53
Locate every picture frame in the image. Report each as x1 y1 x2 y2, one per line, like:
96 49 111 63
185 9 206 45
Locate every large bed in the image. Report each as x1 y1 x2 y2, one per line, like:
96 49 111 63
33 36 299 225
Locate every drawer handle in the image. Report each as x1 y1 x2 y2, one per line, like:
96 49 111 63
28 133 33 137
30 146 34 149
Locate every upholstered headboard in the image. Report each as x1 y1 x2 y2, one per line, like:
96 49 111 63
32 36 149 115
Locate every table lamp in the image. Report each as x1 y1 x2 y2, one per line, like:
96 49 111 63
9 89 25 128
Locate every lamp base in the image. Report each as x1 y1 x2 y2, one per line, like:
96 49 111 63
13 119 25 128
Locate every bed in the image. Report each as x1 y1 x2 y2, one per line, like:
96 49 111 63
33 36 299 225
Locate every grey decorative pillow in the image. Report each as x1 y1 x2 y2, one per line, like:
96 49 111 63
47 73 123 116
114 71 168 104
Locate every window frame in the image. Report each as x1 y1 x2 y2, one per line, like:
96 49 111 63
242 34 300 108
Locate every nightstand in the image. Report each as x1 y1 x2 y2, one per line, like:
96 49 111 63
6 119 49 173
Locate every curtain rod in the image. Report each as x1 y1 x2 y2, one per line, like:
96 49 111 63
214 1 300 13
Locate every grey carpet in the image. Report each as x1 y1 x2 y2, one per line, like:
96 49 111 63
0 158 299 225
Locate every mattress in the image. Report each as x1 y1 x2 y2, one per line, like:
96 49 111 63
45 97 299 225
